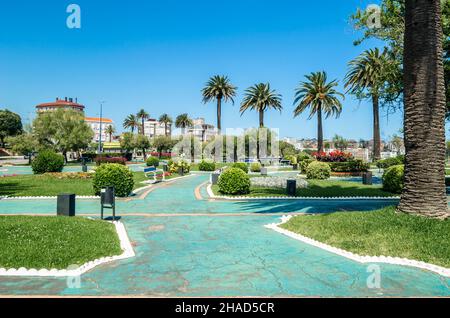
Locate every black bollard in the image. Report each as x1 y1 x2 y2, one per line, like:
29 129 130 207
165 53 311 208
287 179 297 196
57 194 76 217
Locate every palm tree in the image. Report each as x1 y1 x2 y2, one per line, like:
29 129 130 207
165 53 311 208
136 109 149 136
159 114 173 137
202 75 237 133
345 48 391 161
123 114 139 134
105 125 115 142
240 83 282 128
175 114 193 135
293 71 344 153
398 0 448 218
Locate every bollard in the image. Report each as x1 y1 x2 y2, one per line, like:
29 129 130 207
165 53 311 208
363 172 373 185
101 187 116 220
211 172 220 185
287 179 297 196
57 194 76 217
261 167 268 176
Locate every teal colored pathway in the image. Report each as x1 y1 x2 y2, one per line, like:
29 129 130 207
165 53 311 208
0 174 449 297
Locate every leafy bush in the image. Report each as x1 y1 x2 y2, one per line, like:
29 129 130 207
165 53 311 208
329 160 370 173
382 165 404 194
95 157 126 166
250 162 262 172
313 150 353 163
306 161 331 180
198 160 216 171
169 160 191 174
297 152 313 162
218 168 251 195
31 150 65 174
300 159 316 174
146 156 160 167
377 156 405 169
232 162 249 173
92 164 134 197
285 155 298 165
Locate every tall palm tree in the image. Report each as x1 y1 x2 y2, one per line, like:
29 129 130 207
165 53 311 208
398 0 448 218
136 109 149 136
105 125 115 142
293 71 344 153
175 114 193 135
240 83 282 128
345 48 391 161
159 114 173 137
123 114 139 134
202 75 237 133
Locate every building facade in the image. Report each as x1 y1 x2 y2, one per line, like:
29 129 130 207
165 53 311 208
85 117 115 143
144 119 172 138
187 118 217 142
36 97 85 113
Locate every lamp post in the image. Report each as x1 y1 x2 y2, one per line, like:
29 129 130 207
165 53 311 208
98 101 106 154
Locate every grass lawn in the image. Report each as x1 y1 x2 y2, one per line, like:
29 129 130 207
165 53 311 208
0 172 148 197
0 216 122 269
190 162 229 171
281 207 450 268
212 179 395 198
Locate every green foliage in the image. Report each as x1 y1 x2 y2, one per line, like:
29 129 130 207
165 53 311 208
31 150 64 174
218 168 251 195
300 159 316 174
306 161 331 180
198 160 216 171
382 164 404 193
376 156 405 169
329 160 370 173
146 156 160 167
0 109 22 147
240 83 282 127
285 154 298 165
279 141 297 158
297 152 313 162
92 164 134 197
332 134 349 151
250 162 262 172
120 132 135 153
7 133 39 155
169 160 191 174
153 136 177 156
232 162 249 173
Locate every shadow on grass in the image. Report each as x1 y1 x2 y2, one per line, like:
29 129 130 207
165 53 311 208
0 181 32 196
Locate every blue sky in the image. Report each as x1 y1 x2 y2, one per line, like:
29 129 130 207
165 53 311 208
0 0 407 141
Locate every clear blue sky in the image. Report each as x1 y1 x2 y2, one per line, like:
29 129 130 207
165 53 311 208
0 0 408 141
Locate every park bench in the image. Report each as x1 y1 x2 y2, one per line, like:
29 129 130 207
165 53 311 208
144 166 165 183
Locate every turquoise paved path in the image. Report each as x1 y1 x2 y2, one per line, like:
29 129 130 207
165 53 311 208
0 174 449 296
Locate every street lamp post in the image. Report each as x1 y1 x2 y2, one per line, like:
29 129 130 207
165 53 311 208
98 101 106 154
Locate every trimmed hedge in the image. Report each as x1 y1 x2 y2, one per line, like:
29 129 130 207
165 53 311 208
31 150 65 174
92 164 134 197
232 162 249 173
300 159 315 174
198 160 216 172
377 156 405 169
250 162 262 172
329 160 370 173
146 157 160 167
218 168 251 195
382 165 404 194
306 161 331 180
95 157 127 166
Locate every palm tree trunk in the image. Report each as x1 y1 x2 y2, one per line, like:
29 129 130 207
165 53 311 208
217 97 222 134
398 0 448 219
141 119 145 136
372 94 381 161
317 104 324 153
259 110 264 128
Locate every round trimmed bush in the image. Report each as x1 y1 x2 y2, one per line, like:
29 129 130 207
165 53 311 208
306 161 331 180
31 150 65 174
250 162 262 172
382 164 404 194
92 164 134 197
232 162 249 173
146 156 160 167
198 160 216 171
300 159 316 174
218 168 251 195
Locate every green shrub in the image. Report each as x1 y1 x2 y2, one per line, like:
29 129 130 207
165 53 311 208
297 152 313 162
232 162 249 173
306 161 331 180
92 164 134 197
218 168 251 195
250 162 262 172
300 159 315 174
329 160 370 173
285 155 298 165
382 165 404 193
146 156 160 167
169 160 191 174
198 160 216 171
31 150 65 174
377 156 405 169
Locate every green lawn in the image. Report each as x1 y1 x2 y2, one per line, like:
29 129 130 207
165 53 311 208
190 162 229 171
0 216 122 269
281 207 450 268
212 179 395 198
0 172 148 197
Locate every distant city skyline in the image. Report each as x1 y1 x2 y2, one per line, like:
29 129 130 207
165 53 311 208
0 0 438 141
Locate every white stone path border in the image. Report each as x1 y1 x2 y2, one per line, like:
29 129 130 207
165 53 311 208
265 215 450 278
0 221 135 277
206 184 400 201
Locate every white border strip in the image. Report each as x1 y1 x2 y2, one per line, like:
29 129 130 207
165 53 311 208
0 221 135 277
265 216 450 278
206 184 400 201
1 195 100 201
